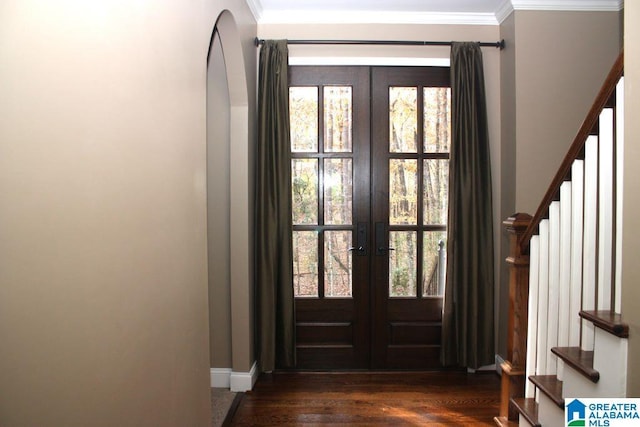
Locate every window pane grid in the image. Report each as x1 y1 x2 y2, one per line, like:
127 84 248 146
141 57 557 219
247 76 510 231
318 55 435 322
389 87 417 153
387 85 449 300
323 86 353 153
293 231 319 297
324 158 353 225
389 231 417 297
324 230 353 297
292 159 319 225
291 84 355 299
290 86 319 153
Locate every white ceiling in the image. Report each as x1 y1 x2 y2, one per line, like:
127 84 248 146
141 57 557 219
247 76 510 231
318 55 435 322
247 0 623 25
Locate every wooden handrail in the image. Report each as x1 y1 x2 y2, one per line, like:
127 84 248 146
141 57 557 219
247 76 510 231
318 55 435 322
519 51 624 252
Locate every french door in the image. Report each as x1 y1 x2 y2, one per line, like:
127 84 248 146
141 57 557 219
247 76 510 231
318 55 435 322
289 66 450 369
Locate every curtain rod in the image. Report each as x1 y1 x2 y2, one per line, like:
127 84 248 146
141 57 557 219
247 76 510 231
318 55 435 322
254 38 505 50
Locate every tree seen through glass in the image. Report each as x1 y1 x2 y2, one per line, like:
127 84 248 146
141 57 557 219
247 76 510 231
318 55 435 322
290 85 354 298
388 87 450 298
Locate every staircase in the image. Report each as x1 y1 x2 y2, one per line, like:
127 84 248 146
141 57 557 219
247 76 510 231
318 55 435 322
495 52 627 427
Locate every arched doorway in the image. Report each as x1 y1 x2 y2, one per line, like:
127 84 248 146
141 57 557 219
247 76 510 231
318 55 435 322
206 10 255 391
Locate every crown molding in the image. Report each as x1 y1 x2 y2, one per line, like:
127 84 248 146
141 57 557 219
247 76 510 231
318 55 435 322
495 0 515 23
248 0 623 26
245 0 263 22
258 10 499 26
510 0 623 11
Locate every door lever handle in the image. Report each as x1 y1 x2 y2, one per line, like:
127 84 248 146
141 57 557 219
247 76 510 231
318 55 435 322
350 222 368 256
377 247 395 252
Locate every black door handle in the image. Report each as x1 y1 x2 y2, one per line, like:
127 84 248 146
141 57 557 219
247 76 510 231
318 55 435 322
349 222 367 256
375 222 394 256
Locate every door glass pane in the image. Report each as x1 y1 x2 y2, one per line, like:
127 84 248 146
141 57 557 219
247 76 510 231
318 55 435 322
389 159 417 225
290 87 318 152
423 159 449 225
423 87 451 153
324 230 352 297
389 231 417 297
324 158 352 225
423 232 447 296
324 86 352 153
389 87 417 153
292 159 318 225
293 231 318 297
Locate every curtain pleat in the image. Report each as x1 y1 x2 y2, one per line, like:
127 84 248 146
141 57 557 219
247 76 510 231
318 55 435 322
441 42 495 369
255 40 296 371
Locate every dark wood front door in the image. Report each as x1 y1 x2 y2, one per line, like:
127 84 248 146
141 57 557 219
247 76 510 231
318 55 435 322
289 66 450 370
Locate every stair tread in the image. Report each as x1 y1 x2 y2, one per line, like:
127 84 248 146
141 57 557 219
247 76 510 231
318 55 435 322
511 398 541 427
580 310 629 338
551 347 600 383
529 375 564 408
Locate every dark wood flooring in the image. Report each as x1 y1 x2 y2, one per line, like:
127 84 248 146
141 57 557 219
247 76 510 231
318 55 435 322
226 371 501 426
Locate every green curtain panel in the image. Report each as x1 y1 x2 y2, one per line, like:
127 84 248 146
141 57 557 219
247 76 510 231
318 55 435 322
441 42 495 369
255 40 296 371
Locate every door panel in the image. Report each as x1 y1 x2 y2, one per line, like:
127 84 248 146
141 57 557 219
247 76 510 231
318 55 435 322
289 65 450 370
371 67 450 369
289 67 370 369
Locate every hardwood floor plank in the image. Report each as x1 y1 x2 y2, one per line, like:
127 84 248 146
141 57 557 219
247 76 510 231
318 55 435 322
228 371 500 426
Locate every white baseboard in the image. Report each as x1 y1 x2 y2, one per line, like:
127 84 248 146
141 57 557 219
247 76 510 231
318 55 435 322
211 367 232 388
467 363 497 374
230 361 258 392
495 354 506 375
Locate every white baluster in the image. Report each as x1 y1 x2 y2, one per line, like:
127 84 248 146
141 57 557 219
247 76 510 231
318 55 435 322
526 235 540 398
598 108 614 311
557 182 572 380
582 135 598 351
615 77 624 314
547 201 560 375
569 160 584 346
537 219 550 378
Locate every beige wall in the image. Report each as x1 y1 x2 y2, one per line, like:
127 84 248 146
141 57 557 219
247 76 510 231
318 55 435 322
623 3 640 396
511 11 622 214
0 0 256 425
259 22 504 362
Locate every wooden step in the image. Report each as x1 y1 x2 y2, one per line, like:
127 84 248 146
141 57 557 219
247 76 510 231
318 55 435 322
551 347 599 382
511 398 541 427
580 310 629 338
529 375 564 408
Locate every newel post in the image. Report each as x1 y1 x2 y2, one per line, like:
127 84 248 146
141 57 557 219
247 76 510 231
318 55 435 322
498 213 532 423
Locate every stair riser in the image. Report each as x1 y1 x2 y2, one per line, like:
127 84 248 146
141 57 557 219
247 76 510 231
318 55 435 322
593 328 628 395
537 392 564 427
562 330 627 399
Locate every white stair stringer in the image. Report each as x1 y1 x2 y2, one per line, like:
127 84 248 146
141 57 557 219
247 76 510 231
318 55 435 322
562 328 628 399
537 392 564 427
